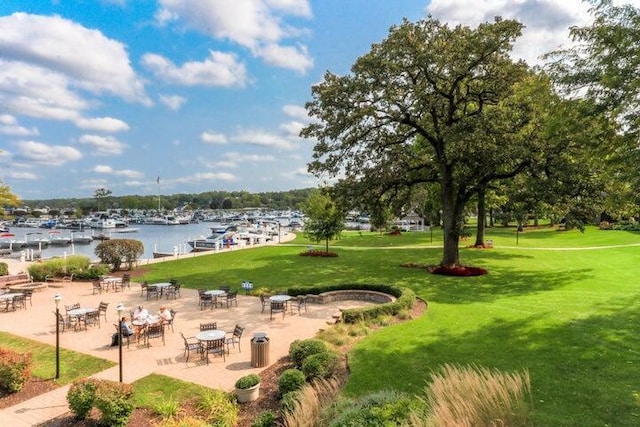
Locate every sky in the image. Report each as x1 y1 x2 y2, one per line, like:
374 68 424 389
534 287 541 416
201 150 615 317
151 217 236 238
0 0 636 201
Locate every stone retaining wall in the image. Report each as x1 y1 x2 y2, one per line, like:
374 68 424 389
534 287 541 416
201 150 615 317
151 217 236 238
306 289 396 304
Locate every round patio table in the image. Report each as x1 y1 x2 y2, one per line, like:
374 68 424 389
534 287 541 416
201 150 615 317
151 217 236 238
196 330 226 341
0 292 24 300
269 295 291 302
67 307 94 317
204 290 226 296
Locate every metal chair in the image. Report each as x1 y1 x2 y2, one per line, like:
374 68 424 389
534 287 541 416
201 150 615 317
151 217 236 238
270 300 286 320
202 338 226 363
23 289 33 306
122 273 131 290
144 323 165 347
225 290 238 308
146 285 159 300
198 290 213 310
291 295 308 315
139 281 148 297
84 309 101 329
53 310 67 333
180 332 202 362
113 323 131 349
166 309 176 332
259 294 271 313
98 301 109 323
165 283 181 299
225 324 244 353
92 280 103 295
200 322 218 331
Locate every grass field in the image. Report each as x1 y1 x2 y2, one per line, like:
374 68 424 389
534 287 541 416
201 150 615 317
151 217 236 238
137 225 640 425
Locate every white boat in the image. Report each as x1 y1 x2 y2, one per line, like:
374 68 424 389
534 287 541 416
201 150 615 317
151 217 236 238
149 215 181 225
48 230 71 246
186 231 237 252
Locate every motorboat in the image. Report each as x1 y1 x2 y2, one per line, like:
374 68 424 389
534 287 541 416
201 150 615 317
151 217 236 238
186 231 237 252
70 232 93 244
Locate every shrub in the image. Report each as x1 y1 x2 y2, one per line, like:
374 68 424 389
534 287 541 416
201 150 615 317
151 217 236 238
0 262 8 276
152 398 180 420
161 416 211 427
251 410 277 427
278 368 306 396
27 255 94 281
74 263 110 280
94 239 144 271
0 348 32 393
93 379 135 427
235 373 260 389
326 390 413 427
195 390 239 427
302 351 340 380
67 378 99 419
289 339 328 368
411 364 532 427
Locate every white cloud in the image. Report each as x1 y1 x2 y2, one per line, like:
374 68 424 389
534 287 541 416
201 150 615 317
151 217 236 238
223 152 276 162
232 129 295 150
0 115 17 125
201 131 228 144
0 13 150 103
0 115 39 136
142 51 248 87
282 104 309 121
279 121 305 138
14 140 82 165
4 170 37 180
159 94 187 110
426 0 640 66
78 134 126 156
156 0 313 72
75 117 130 132
173 172 237 184
93 164 143 178
254 43 313 73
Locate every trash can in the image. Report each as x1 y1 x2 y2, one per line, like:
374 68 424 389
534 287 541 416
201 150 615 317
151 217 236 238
251 332 270 368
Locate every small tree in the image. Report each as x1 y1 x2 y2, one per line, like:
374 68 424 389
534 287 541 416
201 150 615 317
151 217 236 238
302 190 345 253
94 239 144 271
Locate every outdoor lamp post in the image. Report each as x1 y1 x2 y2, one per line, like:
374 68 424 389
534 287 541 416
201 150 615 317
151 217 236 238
54 293 62 380
116 303 124 382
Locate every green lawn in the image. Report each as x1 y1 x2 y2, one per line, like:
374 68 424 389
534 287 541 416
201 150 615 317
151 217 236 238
138 226 640 425
0 332 114 386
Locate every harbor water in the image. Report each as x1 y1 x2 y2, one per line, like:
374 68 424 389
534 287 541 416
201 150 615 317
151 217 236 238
5 223 217 262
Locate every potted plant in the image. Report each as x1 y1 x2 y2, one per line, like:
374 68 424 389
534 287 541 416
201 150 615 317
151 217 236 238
234 373 261 403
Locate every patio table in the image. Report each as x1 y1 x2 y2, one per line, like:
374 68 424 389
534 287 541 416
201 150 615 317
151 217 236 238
151 282 173 296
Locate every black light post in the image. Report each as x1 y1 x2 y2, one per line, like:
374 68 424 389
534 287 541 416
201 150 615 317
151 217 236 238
116 303 124 382
54 293 62 380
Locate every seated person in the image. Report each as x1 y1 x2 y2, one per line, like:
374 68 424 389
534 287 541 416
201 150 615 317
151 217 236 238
119 317 134 336
132 305 149 321
158 305 172 325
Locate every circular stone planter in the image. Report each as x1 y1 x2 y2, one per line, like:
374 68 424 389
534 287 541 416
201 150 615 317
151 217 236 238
235 383 260 403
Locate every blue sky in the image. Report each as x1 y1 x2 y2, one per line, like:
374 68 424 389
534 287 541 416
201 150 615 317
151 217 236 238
0 0 629 200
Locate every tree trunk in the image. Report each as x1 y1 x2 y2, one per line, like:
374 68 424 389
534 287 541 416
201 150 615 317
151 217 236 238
325 238 329 253
439 174 462 266
474 186 487 247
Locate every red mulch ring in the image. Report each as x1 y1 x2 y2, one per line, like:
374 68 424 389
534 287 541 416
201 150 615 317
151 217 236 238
401 262 488 276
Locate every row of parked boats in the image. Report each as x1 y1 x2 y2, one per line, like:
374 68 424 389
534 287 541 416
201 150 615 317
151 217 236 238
0 230 94 251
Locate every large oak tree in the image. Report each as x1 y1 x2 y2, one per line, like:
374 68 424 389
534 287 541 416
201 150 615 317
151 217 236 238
302 17 551 267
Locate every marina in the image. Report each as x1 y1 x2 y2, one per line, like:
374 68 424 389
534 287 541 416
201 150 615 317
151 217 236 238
0 222 286 263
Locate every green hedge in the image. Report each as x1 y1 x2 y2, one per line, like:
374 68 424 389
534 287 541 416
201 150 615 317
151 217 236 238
286 283 415 324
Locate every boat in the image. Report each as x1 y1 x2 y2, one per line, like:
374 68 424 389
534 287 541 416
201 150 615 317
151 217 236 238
152 251 175 258
48 230 71 246
149 215 181 225
186 231 237 252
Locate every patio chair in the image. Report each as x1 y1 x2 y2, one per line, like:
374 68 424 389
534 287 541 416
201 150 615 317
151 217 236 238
91 280 103 295
225 290 238 308
113 323 130 349
64 303 80 314
198 290 213 310
270 300 286 320
84 309 101 329
165 283 181 299
291 295 308 315
122 273 131 290
146 285 159 301
98 302 109 323
259 294 271 313
144 323 165 347
53 310 67 333
202 337 226 364
219 285 231 293
225 324 244 353
165 309 176 332
23 289 34 306
180 332 202 362
200 322 218 331
12 294 27 310
139 281 148 297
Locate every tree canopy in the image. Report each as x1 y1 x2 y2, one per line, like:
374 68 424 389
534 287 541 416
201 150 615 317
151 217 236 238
302 190 345 253
302 17 554 266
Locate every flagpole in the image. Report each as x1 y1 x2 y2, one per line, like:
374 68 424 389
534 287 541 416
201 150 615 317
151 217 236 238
157 176 161 212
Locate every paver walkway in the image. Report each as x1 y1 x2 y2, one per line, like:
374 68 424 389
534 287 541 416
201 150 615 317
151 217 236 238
0 233 372 425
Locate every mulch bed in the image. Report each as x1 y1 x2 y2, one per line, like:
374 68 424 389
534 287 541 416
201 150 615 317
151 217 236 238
1 299 427 426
